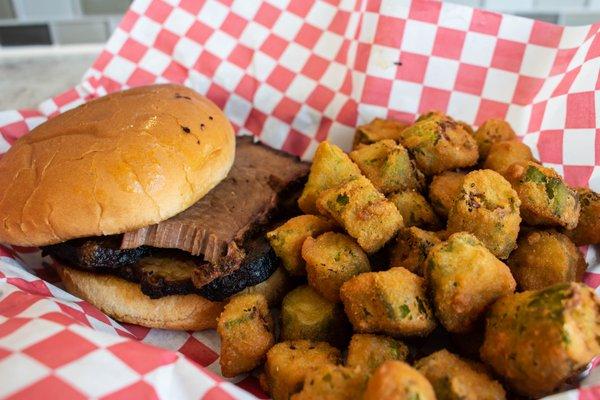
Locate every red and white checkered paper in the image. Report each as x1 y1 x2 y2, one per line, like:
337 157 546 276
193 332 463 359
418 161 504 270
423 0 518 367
0 0 599 399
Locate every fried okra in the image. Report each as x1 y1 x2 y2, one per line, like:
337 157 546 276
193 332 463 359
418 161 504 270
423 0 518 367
565 187 600 245
316 176 403 253
447 169 521 259
340 267 436 337
389 190 440 230
390 227 441 276
457 120 474 135
291 364 368 400
349 140 425 194
483 140 535 176
426 233 516 333
298 141 362 214
481 283 600 398
353 118 408 149
508 230 586 291
398 112 478 175
416 111 473 136
267 215 335 276
416 349 506 400
428 171 466 217
416 110 444 122
217 293 274 377
281 285 349 345
506 161 580 229
363 361 436 400
302 232 370 302
346 334 409 374
264 340 341 400
473 118 517 159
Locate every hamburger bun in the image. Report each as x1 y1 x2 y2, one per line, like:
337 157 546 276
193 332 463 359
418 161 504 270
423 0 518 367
0 84 235 247
57 264 224 330
57 264 290 330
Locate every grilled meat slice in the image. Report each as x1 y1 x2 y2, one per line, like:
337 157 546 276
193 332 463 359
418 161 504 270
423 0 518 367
43 236 150 270
195 235 278 301
120 136 310 263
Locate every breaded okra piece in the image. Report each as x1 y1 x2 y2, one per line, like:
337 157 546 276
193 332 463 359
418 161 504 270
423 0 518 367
302 232 370 302
298 141 362 214
508 230 587 291
416 349 506 400
267 215 335 276
480 283 600 398
428 171 466 218
388 190 440 230
363 361 436 400
390 227 441 276
217 293 274 377
316 176 403 253
483 139 535 176
264 340 341 400
353 118 408 149
415 112 474 136
447 169 522 259
565 187 600 245
281 285 349 345
340 267 436 337
291 364 368 400
425 232 516 333
349 140 425 194
473 118 516 159
398 112 478 175
346 333 409 374
505 161 580 229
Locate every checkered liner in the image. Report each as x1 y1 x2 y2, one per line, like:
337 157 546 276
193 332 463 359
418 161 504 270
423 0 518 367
0 0 599 399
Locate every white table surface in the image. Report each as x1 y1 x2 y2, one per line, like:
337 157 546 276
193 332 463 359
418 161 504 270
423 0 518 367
0 45 100 110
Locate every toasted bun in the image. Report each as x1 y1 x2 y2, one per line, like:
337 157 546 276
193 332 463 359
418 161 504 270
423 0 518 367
56 265 289 330
0 85 235 246
57 265 224 330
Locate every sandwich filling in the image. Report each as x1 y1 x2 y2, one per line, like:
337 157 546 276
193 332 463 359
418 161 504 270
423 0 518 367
43 137 309 301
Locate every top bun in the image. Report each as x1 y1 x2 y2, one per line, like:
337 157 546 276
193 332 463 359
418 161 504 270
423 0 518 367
0 84 235 246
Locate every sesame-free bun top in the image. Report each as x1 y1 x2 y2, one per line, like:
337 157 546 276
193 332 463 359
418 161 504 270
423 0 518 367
0 84 235 247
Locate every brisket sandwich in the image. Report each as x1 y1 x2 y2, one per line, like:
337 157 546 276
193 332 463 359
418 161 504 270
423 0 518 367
0 84 308 330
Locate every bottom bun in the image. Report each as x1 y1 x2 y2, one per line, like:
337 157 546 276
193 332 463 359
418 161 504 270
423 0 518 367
57 265 224 331
56 265 290 331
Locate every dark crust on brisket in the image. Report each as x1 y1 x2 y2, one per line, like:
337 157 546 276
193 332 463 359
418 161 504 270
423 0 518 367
43 236 150 270
120 136 310 263
196 235 277 301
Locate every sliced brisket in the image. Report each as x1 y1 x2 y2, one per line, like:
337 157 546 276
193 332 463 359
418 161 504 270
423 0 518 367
120 136 309 264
